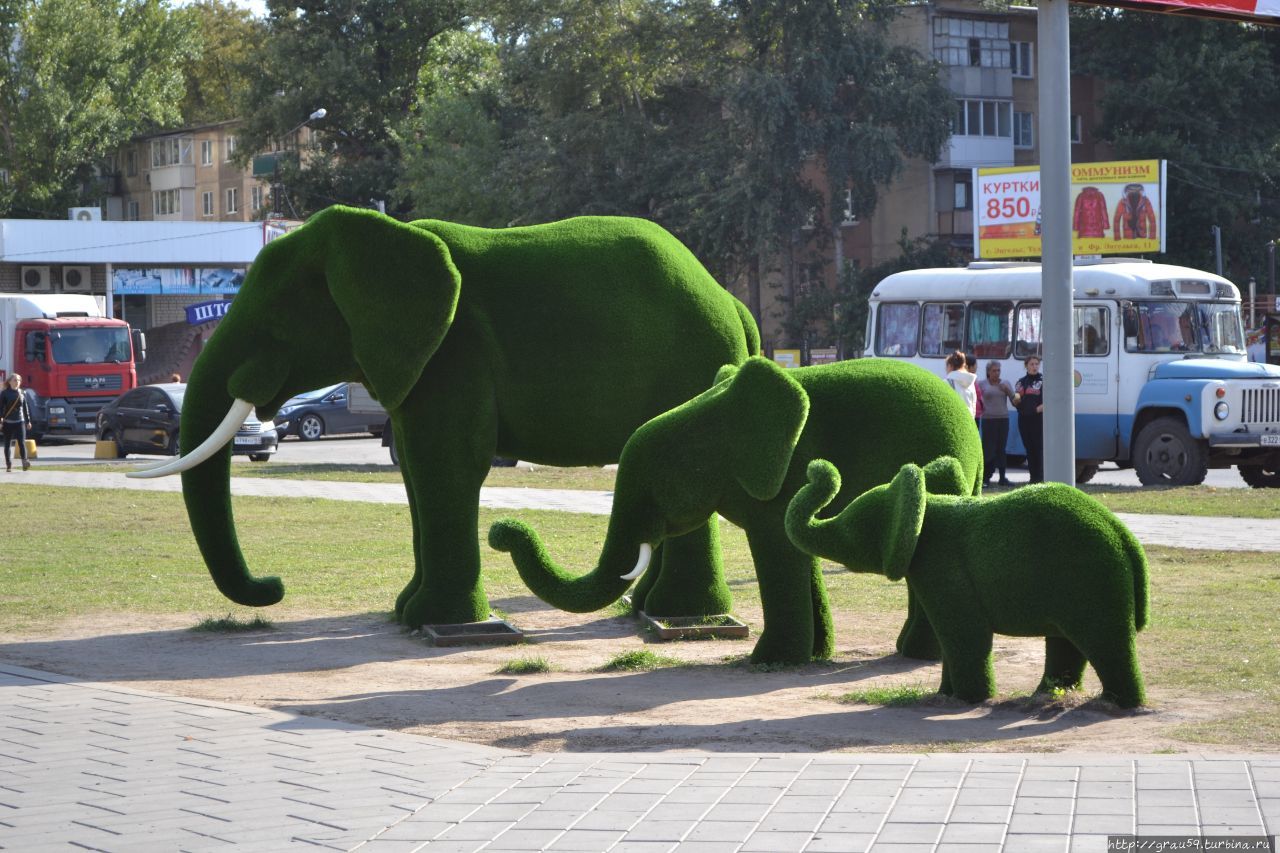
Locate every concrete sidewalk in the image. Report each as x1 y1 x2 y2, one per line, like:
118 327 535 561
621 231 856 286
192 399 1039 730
1 664 1276 853
8 468 1280 552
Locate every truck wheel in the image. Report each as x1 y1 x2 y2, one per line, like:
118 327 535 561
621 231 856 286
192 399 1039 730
1133 417 1208 486
1239 464 1280 488
298 414 325 441
1075 462 1100 484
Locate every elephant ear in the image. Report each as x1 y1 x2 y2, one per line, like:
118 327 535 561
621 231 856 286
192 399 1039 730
721 357 810 501
315 206 462 411
713 362 740 386
921 456 967 496
883 463 927 582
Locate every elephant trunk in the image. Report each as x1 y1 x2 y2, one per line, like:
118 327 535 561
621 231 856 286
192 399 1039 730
784 459 853 565
176 331 288 607
489 518 651 613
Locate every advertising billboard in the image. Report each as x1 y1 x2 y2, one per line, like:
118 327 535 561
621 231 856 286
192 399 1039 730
112 267 245 295
973 159 1166 259
1072 0 1279 22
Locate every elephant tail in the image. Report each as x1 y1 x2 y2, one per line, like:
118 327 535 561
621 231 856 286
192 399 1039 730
1122 523 1150 632
733 297 762 358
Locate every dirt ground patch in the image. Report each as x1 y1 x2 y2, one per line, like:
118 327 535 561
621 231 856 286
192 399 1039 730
0 593 1251 756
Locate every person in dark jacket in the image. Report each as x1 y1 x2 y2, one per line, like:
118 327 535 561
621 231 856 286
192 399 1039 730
1013 356 1044 484
1 374 32 472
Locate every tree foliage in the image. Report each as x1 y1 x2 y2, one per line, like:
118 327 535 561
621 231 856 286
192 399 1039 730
174 0 265 126
235 0 466 217
1072 9 1280 281
0 0 197 217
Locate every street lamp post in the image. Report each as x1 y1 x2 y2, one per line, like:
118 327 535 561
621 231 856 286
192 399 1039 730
271 108 327 219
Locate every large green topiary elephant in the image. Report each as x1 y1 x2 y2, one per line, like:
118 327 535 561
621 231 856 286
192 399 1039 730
786 457 1150 708
129 205 760 628
489 356 983 665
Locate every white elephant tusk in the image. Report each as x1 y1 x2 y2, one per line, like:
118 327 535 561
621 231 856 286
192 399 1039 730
619 543 654 581
127 399 255 479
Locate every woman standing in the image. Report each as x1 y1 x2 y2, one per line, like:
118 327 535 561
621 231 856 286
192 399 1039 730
1 374 32 472
1013 356 1044 484
978 361 1017 485
944 350 977 420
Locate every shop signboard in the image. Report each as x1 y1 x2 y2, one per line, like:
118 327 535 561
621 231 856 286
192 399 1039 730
1073 0 1279 22
973 159 1166 259
113 267 245 295
185 300 233 325
771 349 801 369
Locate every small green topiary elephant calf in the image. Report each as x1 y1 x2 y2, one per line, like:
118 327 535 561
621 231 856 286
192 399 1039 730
786 457 1150 708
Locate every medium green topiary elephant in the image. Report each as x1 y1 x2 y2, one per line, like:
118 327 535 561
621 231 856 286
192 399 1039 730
129 205 760 628
489 356 983 665
786 457 1150 708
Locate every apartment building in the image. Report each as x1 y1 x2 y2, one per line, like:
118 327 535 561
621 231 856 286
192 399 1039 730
758 0 1113 352
104 120 270 223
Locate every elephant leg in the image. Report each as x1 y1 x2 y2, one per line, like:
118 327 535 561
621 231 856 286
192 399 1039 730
640 520 733 617
808 557 834 660
744 520 822 666
394 373 497 627
1073 631 1146 709
896 583 942 661
938 629 996 703
1038 636 1087 694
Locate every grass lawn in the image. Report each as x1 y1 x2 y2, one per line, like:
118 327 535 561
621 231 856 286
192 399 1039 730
1 483 1276 747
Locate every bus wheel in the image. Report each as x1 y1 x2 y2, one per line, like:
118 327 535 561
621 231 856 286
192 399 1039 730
1239 464 1280 488
1134 417 1208 487
1075 463 1100 484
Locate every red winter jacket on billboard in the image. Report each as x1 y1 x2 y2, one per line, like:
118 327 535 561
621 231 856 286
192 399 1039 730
1072 186 1110 238
1113 184 1158 240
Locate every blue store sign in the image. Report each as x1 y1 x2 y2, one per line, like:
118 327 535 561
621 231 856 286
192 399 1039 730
186 300 233 325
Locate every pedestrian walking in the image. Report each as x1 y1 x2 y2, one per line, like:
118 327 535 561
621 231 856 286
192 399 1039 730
978 361 1017 485
1 374 32 472
1013 356 1044 484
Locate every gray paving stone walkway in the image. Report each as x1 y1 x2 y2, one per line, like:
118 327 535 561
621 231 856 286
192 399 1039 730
0 665 1276 852
8 469 1280 552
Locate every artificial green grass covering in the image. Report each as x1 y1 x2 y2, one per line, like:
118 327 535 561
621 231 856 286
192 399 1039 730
787 457 1150 708
177 205 759 629
491 355 983 666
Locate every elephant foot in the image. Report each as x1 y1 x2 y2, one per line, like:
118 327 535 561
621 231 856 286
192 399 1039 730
896 630 942 661
398 589 490 629
748 631 814 667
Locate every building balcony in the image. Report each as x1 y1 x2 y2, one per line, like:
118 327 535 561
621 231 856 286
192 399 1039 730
149 164 196 192
937 135 1015 170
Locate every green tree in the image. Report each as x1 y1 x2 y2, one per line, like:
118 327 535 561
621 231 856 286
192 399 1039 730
175 0 265 126
236 0 467 217
0 0 197 217
1072 9 1280 281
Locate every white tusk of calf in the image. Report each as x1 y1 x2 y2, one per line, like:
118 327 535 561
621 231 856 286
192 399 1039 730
127 399 255 479
619 543 654 581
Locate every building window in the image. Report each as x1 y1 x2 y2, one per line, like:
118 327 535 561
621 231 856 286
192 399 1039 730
953 99 1012 138
224 136 237 161
842 189 858 225
1014 111 1035 149
225 187 239 214
251 185 264 212
933 17 1009 68
954 171 973 211
1011 41 1034 78
202 191 214 217
1071 114 1083 144
152 188 181 216
150 138 191 168
126 150 137 176
127 200 140 220
201 140 213 166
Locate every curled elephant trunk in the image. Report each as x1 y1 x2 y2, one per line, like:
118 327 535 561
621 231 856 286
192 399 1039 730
488 519 648 613
783 459 846 560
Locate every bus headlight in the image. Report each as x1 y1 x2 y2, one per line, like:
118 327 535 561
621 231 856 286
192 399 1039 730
1214 401 1230 421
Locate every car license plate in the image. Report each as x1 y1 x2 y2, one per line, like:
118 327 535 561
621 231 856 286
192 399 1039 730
233 436 257 446
1262 434 1280 446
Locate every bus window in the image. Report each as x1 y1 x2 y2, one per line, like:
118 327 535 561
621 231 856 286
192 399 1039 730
1074 306 1109 356
1015 303 1042 359
1197 302 1245 354
875 302 920 357
967 301 1013 359
921 302 964 356
1127 302 1198 353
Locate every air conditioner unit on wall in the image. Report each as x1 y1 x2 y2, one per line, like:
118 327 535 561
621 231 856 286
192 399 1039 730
20 266 51 292
62 265 91 292
68 207 102 221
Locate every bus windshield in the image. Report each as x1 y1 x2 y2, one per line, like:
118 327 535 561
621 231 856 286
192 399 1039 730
49 328 131 364
1124 301 1244 355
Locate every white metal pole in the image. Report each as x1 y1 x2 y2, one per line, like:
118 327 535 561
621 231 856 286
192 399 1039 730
105 262 114 319
1038 0 1075 486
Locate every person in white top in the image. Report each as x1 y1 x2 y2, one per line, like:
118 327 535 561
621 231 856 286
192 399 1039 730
944 350 977 420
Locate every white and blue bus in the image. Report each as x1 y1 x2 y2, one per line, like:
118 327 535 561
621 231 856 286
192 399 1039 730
866 259 1280 487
